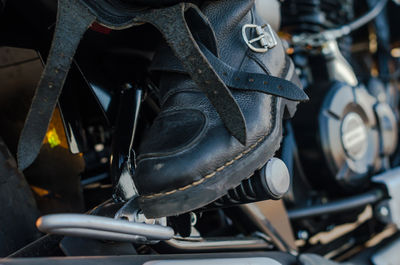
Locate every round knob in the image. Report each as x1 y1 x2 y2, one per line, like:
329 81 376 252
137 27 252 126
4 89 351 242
263 158 291 198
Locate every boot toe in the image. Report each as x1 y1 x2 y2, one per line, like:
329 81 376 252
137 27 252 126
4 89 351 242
138 109 206 159
135 108 208 196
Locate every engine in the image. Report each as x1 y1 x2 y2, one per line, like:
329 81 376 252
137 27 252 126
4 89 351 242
281 0 399 194
298 80 398 193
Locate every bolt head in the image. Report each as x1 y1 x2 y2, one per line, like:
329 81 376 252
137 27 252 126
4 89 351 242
190 212 197 226
378 206 390 217
297 230 309 240
123 83 133 90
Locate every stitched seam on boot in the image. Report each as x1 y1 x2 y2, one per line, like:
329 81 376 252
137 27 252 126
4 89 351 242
142 131 269 199
142 95 279 199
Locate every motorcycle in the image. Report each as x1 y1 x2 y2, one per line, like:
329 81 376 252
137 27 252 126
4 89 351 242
0 0 400 264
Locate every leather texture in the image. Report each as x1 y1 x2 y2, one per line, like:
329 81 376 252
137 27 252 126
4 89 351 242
135 0 302 217
15 0 302 218
119 0 201 7
151 43 308 102
17 0 96 171
17 0 250 170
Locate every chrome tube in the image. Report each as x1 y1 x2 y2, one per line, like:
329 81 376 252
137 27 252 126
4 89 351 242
287 189 383 220
37 214 174 243
160 236 273 252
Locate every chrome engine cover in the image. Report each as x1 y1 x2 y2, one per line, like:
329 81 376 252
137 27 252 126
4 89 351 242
319 80 398 191
318 82 381 190
294 80 398 194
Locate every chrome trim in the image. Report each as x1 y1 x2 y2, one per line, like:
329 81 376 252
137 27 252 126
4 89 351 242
144 258 282 265
36 214 174 244
288 189 383 220
162 236 272 252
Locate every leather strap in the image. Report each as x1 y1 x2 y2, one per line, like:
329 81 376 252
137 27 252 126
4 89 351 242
151 44 309 102
202 46 308 101
17 0 248 170
133 4 247 145
17 0 96 170
84 2 247 144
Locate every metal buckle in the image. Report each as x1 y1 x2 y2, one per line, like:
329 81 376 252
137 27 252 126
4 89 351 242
242 23 278 53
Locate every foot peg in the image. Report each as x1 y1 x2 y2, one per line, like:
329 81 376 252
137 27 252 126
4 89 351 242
208 158 290 209
36 213 174 244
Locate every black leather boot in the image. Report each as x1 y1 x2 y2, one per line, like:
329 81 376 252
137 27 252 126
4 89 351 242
134 0 306 218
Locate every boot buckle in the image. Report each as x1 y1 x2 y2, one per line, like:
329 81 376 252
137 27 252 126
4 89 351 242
242 23 277 53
